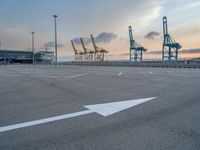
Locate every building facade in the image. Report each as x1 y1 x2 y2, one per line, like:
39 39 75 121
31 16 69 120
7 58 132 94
0 50 54 64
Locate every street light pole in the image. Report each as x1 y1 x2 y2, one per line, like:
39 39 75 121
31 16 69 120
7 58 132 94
0 42 6 65
53 15 58 63
31 32 35 64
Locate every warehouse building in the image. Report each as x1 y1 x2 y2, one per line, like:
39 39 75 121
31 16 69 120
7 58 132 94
0 49 54 64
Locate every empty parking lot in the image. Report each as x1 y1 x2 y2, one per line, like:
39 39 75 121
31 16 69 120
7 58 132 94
0 65 200 150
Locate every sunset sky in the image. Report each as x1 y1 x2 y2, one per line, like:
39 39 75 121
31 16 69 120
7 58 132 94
0 0 200 60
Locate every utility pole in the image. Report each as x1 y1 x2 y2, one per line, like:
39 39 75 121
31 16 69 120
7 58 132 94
53 15 58 63
1 42 6 65
31 32 35 64
0 41 3 64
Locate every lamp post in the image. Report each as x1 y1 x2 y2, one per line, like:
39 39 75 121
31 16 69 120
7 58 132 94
31 32 35 64
53 15 58 63
0 42 6 65
0 41 4 64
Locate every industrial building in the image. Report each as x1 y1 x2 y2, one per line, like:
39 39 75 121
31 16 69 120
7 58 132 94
34 51 55 64
0 49 54 64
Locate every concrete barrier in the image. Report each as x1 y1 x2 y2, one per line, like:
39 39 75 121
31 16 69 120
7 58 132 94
60 61 200 69
1 61 199 69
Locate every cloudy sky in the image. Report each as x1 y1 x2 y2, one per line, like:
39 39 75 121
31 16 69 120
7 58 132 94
0 0 200 60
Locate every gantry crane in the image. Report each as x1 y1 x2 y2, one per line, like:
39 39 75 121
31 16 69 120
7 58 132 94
162 16 182 61
80 37 95 61
71 40 84 61
129 26 147 62
91 34 108 61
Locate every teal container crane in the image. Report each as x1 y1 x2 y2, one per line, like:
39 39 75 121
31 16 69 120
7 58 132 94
162 16 182 61
129 26 147 62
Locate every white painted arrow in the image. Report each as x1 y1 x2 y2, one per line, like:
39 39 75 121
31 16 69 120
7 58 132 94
0 97 156 133
85 97 156 116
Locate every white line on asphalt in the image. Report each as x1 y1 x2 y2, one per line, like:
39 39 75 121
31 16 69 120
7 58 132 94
0 97 156 133
32 74 87 78
111 72 123 76
0 110 93 133
21 72 68 75
0 74 24 77
14 73 88 79
0 73 87 78
69 74 88 78
33 75 64 78
118 72 122 76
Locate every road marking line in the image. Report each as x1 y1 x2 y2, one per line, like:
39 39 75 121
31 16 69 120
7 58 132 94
111 72 123 76
118 72 122 76
33 75 64 78
0 97 156 133
9 74 88 79
70 74 87 78
0 74 24 77
0 110 93 133
21 72 67 75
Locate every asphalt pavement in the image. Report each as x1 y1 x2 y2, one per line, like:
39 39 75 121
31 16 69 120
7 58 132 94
0 65 200 150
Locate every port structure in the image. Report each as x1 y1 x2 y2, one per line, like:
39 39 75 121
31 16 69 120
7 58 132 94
129 26 147 62
80 37 95 61
91 34 108 61
162 16 182 61
71 40 84 61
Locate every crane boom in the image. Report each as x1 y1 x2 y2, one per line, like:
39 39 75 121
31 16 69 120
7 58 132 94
80 37 95 61
163 17 168 36
71 40 84 62
71 40 77 54
91 34 98 53
80 37 87 53
90 34 108 61
129 26 134 44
